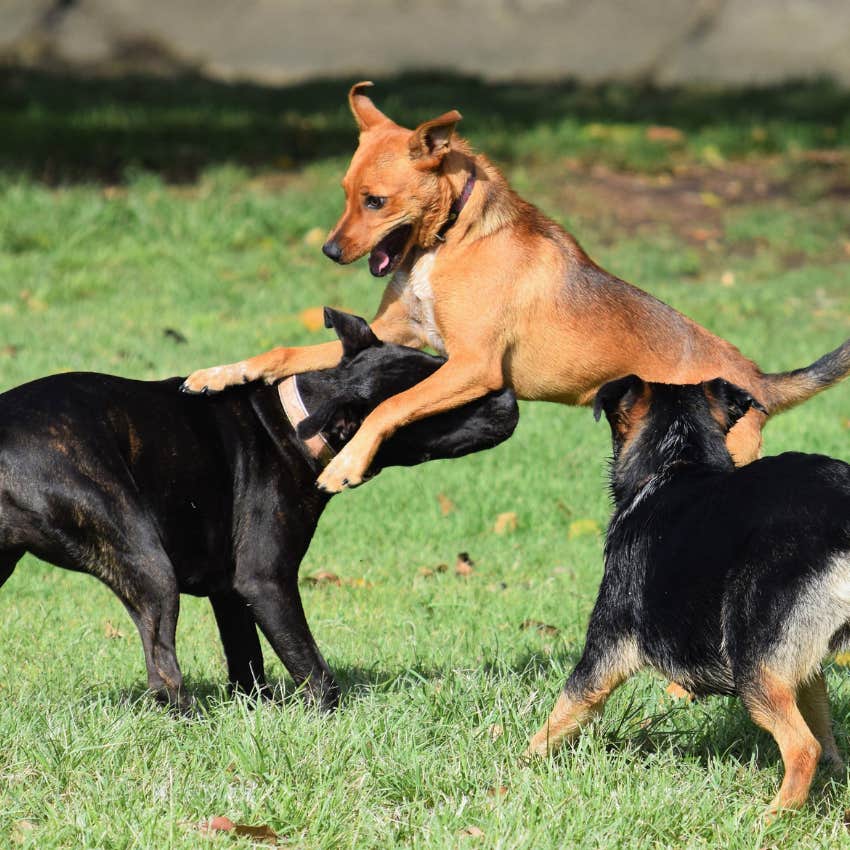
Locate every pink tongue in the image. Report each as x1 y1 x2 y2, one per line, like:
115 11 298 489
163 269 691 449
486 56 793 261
373 250 389 274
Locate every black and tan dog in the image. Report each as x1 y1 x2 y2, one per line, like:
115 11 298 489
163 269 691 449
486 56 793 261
527 375 850 817
0 309 517 711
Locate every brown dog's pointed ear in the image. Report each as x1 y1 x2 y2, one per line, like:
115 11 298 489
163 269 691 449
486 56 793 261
703 378 767 433
593 375 645 423
348 81 389 131
324 307 382 359
408 110 462 167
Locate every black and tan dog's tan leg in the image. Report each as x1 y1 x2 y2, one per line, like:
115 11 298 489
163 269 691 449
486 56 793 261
182 287 417 394
741 668 822 818
796 668 843 770
526 644 636 757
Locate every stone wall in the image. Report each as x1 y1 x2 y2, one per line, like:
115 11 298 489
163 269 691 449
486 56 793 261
3 0 849 86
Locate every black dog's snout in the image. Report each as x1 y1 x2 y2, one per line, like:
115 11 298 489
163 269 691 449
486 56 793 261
322 240 343 262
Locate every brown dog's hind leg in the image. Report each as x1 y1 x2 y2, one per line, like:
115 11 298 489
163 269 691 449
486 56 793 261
741 668 821 818
797 669 843 770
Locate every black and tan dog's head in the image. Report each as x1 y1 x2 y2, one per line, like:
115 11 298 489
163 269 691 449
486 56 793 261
321 82 467 276
594 375 766 503
295 308 518 472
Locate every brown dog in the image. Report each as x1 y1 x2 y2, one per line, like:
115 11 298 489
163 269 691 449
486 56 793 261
183 82 850 492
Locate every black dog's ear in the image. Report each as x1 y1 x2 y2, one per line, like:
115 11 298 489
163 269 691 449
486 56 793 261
297 401 361 444
323 307 382 359
703 378 767 432
593 375 645 423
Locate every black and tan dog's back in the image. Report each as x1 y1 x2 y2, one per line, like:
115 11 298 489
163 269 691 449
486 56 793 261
527 374 850 818
0 309 517 710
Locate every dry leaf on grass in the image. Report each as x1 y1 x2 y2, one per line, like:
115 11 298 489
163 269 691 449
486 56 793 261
488 723 504 740
302 226 325 247
460 826 485 838
437 492 456 516
720 270 736 287
487 785 508 798
520 619 560 637
104 620 125 639
11 820 35 845
298 306 327 332
645 125 684 144
303 570 341 586
567 518 600 540
455 552 475 576
493 511 517 534
198 816 279 844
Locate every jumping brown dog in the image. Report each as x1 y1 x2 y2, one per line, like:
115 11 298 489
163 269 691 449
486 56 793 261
183 82 850 492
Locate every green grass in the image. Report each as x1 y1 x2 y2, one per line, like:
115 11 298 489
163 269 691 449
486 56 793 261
1 73 850 848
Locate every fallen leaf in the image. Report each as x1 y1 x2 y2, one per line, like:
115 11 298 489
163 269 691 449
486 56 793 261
198 816 279 844
163 327 188 344
435 563 449 573
11 820 35 845
303 570 341 586
720 270 736 287
298 306 327 332
687 227 721 243
567 518 600 540
700 191 723 208
1 344 18 357
302 226 325 247
493 511 517 535
437 492 456 516
199 815 235 833
104 620 125 639
460 826 485 838
455 552 475 576
488 723 504 740
520 619 560 637
645 125 684 144
487 785 508 797
418 567 434 578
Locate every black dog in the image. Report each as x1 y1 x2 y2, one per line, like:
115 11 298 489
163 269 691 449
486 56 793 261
527 374 850 818
0 308 517 711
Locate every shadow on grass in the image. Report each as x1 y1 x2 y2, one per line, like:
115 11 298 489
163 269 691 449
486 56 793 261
2 66 849 183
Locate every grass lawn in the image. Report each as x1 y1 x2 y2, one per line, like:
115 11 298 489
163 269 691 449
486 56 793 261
0 71 849 848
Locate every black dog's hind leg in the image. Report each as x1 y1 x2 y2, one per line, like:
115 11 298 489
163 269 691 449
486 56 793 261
235 569 340 710
210 591 268 697
117 567 188 712
0 548 23 589
797 668 843 770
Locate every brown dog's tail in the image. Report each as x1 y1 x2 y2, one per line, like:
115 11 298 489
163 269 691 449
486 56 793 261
759 337 850 414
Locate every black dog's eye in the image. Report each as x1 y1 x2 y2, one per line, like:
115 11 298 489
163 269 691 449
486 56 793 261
364 195 386 210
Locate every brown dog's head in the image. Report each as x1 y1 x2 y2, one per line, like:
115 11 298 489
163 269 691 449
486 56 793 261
322 82 464 277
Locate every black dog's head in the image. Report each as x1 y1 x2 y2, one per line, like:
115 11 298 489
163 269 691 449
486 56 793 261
594 375 766 504
293 308 518 474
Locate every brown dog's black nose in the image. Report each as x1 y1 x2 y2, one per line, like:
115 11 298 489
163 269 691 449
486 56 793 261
322 240 343 262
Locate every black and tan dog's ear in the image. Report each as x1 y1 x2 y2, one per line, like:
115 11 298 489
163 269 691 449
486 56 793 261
323 307 383 359
409 111 462 168
703 378 767 432
593 375 645 423
348 81 391 132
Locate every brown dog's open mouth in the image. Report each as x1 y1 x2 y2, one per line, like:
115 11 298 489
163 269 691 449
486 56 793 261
368 224 412 277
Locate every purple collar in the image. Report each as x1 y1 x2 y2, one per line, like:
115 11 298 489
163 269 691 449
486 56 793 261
435 171 476 242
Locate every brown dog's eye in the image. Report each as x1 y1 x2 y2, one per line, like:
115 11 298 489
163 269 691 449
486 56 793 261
364 195 386 210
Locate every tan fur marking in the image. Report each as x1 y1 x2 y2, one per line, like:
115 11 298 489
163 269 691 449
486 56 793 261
742 668 822 817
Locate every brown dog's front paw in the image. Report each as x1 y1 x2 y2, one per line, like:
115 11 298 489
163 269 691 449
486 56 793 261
181 363 253 395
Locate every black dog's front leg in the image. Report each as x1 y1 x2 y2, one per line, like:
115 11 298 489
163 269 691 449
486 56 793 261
234 566 340 711
209 591 268 697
